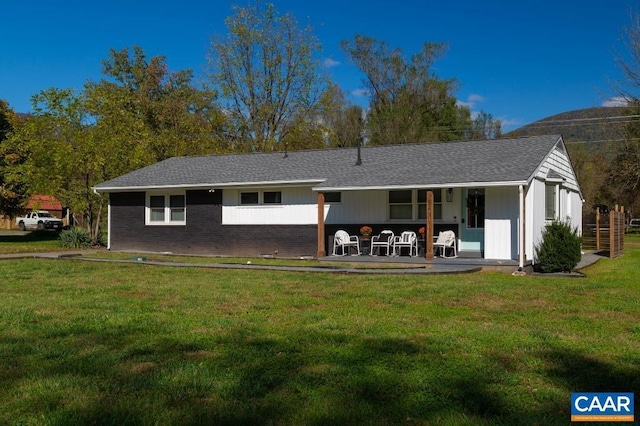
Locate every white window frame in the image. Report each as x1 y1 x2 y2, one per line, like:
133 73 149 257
239 190 283 206
545 182 559 222
146 192 186 226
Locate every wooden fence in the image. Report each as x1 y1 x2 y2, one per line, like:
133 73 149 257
582 205 625 258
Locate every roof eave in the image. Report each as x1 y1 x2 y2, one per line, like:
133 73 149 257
94 179 326 193
313 180 529 191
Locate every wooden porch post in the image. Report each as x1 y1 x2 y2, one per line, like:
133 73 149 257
317 192 325 258
426 191 434 259
596 207 601 251
610 206 615 259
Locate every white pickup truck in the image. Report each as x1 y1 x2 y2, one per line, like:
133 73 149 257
16 211 64 231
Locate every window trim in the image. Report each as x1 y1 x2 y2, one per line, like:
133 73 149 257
146 192 186 226
545 182 559 222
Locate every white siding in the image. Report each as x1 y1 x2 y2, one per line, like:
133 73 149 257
221 187 459 226
528 141 584 263
535 143 580 192
569 191 583 235
325 190 388 224
223 187 318 225
525 178 584 264
527 179 547 262
484 187 518 260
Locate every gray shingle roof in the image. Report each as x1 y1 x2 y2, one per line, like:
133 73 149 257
95 135 563 191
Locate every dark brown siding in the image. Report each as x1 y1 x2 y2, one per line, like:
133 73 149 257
109 190 317 257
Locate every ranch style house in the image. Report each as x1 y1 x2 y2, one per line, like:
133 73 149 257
94 134 583 267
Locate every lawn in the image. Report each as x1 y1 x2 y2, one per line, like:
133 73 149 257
0 238 638 425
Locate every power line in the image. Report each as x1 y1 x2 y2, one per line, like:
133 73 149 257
564 138 640 144
519 114 640 126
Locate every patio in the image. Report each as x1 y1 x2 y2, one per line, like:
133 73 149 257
319 251 527 273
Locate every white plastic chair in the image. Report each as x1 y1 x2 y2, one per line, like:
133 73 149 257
433 230 458 258
393 231 418 257
370 230 394 256
332 230 360 256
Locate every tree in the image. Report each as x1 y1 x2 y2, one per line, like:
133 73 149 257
87 46 228 164
3 47 230 242
209 1 325 152
319 83 364 148
3 89 110 243
610 11 640 212
341 35 475 144
0 100 27 218
469 111 502 140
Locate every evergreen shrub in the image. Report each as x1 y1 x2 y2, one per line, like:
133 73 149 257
535 221 582 273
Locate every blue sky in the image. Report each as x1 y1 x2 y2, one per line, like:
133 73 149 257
1 1 636 131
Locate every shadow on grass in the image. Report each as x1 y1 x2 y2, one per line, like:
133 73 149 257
2 320 639 425
0 230 60 243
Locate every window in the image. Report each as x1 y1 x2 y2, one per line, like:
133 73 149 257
169 195 185 221
389 190 412 220
388 189 443 221
323 192 341 203
240 191 282 205
545 184 557 221
466 189 485 229
418 189 442 220
240 192 259 205
147 193 186 225
263 191 282 204
149 195 165 222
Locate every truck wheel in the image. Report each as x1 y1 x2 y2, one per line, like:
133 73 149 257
37 221 44 231
19 221 26 231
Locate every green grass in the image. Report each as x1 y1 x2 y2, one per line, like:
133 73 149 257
0 238 638 424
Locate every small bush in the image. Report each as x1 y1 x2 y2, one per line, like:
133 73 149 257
59 227 92 248
535 221 582 273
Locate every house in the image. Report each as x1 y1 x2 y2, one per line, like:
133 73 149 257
26 195 63 218
94 134 583 266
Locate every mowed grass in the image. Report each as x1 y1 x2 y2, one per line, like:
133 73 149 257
0 238 639 425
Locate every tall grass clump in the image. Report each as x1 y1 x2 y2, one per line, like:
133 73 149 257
535 221 582 273
59 227 92 248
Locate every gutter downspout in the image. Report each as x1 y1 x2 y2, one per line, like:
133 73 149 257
107 196 111 250
514 184 526 275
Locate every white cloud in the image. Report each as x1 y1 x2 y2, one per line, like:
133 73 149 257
351 88 369 98
323 57 340 68
498 117 523 132
602 96 629 107
457 93 485 109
